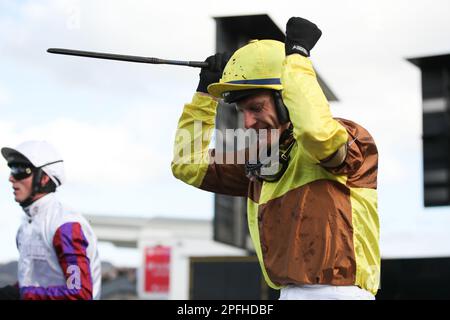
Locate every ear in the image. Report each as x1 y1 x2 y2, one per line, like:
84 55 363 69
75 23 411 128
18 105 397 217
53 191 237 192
40 174 51 187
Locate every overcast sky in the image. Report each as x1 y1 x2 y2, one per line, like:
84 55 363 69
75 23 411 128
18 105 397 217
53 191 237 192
1 0 450 265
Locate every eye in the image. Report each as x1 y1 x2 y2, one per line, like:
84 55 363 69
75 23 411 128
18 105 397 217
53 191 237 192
249 104 263 113
236 102 263 113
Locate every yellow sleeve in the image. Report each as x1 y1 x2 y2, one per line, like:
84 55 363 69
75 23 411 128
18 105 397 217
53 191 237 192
171 93 249 196
281 54 348 162
171 92 216 188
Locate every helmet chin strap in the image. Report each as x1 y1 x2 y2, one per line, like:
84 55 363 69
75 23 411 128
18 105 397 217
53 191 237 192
18 160 63 208
245 124 294 182
19 168 45 208
272 91 290 125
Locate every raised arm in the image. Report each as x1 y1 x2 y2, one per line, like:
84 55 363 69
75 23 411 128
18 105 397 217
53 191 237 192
171 54 249 196
282 17 348 167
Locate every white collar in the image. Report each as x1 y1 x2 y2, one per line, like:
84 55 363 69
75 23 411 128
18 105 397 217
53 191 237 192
23 193 56 218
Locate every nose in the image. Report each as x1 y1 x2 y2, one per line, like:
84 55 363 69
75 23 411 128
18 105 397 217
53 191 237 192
9 174 16 183
243 110 257 129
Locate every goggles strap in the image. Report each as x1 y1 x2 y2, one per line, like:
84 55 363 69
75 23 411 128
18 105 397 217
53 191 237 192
245 126 295 182
18 160 64 208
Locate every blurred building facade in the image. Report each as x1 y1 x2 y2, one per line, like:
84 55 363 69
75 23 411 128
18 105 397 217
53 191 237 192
408 54 450 207
85 215 252 299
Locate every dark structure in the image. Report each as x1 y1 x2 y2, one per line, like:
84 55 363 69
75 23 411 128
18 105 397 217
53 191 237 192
377 257 450 300
213 14 338 250
188 257 450 300
409 54 450 207
189 256 278 300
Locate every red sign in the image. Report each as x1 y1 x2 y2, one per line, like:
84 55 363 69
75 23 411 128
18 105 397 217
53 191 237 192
144 246 171 295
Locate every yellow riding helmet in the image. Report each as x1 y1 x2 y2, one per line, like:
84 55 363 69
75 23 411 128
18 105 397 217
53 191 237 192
207 39 285 99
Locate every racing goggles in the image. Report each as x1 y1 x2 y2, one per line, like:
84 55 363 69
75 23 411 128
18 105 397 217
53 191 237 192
245 140 294 182
10 164 34 181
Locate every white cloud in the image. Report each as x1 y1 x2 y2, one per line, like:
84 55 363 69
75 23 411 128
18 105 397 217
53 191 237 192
0 115 167 186
0 85 11 106
0 0 211 97
378 152 411 184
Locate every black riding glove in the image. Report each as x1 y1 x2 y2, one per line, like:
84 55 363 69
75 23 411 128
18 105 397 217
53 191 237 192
285 17 322 57
196 52 231 94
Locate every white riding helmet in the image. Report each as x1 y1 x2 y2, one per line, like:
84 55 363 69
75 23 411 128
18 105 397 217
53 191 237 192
1 140 65 188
